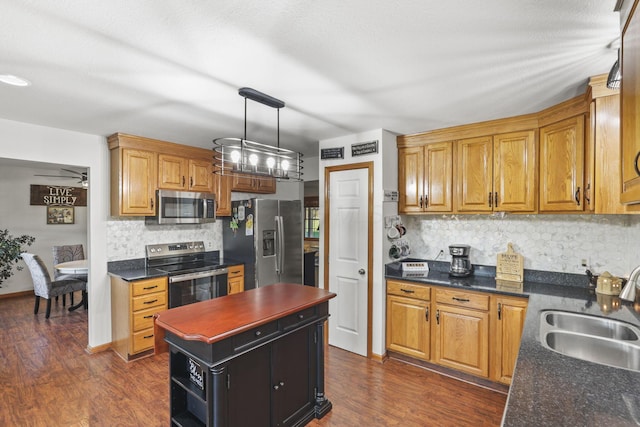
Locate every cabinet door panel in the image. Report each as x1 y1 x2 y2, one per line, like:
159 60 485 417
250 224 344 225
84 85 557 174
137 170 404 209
492 296 527 385
121 149 156 215
539 116 585 212
621 3 640 203
493 130 537 212
158 154 187 190
398 146 425 213
456 136 493 212
272 327 315 427
227 344 271 426
189 159 214 192
425 142 453 212
386 295 430 360
434 304 489 378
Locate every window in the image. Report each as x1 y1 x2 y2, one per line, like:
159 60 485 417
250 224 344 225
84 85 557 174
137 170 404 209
304 197 319 239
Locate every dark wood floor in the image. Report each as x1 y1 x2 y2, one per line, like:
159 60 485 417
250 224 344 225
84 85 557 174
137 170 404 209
0 293 507 426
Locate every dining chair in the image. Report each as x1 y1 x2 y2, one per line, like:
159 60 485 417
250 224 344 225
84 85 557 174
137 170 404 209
52 244 85 306
21 253 87 319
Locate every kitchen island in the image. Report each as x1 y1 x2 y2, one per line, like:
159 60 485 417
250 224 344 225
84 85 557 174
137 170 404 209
154 283 336 427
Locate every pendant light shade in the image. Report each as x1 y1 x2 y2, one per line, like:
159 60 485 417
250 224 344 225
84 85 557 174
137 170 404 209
213 88 303 181
607 49 621 90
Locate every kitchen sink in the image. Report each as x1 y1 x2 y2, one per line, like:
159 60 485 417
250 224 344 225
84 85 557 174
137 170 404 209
542 310 640 341
540 310 640 372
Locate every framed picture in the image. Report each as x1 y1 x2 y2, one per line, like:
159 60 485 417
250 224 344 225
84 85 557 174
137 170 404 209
47 206 74 224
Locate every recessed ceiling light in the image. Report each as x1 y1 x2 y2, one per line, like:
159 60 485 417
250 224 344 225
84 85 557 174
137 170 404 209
0 74 31 87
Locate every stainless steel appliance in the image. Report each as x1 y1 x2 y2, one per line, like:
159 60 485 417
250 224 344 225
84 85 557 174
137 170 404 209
223 199 303 290
145 190 216 225
449 244 473 277
145 241 228 308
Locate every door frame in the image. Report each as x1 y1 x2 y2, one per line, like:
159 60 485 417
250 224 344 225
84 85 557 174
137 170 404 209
323 161 374 358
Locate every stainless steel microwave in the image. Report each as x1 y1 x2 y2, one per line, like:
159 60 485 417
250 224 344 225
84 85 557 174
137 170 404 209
145 190 216 225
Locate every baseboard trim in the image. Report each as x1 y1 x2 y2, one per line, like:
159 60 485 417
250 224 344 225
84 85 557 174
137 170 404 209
370 352 388 363
85 342 111 354
0 290 32 299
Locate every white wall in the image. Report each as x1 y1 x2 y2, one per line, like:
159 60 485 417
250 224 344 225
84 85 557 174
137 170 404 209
0 163 88 293
319 129 397 358
0 117 109 350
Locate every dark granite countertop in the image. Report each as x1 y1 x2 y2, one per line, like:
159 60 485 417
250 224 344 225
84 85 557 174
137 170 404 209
385 259 640 427
107 252 245 282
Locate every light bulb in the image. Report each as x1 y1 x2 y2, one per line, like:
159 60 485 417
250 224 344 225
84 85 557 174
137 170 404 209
230 150 241 163
281 159 290 171
266 157 275 169
249 153 259 166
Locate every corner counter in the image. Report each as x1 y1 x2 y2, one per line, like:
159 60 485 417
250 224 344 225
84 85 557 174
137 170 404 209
385 260 640 426
155 283 336 427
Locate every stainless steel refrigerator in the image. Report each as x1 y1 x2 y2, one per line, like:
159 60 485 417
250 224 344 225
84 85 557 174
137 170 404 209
222 199 303 290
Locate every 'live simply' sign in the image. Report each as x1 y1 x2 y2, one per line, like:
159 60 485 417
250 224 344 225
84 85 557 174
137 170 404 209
30 185 87 207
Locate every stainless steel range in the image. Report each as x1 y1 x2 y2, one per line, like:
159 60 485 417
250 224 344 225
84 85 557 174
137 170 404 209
146 241 228 308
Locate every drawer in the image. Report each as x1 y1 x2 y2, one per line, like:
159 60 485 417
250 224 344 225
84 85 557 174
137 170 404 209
132 291 167 312
233 321 279 351
228 265 244 278
132 328 155 353
435 288 489 311
280 307 317 331
132 306 161 332
132 277 167 297
387 281 430 300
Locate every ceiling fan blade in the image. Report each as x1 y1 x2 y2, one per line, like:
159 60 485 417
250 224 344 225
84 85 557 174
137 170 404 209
60 168 85 176
34 174 78 179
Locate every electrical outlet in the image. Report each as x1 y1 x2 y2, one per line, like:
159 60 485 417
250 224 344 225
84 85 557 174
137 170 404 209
581 258 588 267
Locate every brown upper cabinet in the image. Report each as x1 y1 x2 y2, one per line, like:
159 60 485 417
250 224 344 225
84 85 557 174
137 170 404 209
538 115 585 212
398 142 453 213
456 131 536 213
230 173 277 194
620 0 640 204
158 154 214 193
108 133 232 217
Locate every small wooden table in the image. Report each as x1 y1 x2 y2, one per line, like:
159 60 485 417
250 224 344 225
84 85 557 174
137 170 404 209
54 260 88 312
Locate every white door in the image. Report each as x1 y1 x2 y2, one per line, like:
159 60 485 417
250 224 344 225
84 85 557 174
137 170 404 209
327 167 369 356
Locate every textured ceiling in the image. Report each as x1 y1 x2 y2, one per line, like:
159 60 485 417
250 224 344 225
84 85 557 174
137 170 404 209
0 1 621 157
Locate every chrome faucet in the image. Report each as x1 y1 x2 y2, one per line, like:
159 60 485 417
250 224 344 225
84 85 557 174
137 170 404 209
619 265 640 302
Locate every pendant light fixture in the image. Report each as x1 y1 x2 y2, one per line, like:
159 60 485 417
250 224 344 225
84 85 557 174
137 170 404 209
213 87 303 181
607 48 621 90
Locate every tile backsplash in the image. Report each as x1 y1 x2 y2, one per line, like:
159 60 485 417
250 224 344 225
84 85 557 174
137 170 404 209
106 217 223 261
403 214 640 277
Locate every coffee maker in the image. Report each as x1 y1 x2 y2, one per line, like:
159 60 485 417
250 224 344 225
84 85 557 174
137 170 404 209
449 244 473 277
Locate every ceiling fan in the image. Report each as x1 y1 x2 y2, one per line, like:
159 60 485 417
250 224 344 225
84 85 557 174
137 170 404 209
34 168 88 188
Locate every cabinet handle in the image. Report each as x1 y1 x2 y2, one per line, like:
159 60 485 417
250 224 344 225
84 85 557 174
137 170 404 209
182 176 185 186
273 381 284 390
143 285 158 290
425 307 429 322
143 334 154 339
151 198 154 209
452 297 470 303
494 192 498 207
488 192 493 208
635 151 640 177
498 303 502 320
436 309 440 325
298 314 304 320
575 187 581 206
228 285 231 293
400 288 415 294
585 183 591 205
419 196 423 208
190 177 194 187
143 299 158 305
425 194 429 207
255 330 262 337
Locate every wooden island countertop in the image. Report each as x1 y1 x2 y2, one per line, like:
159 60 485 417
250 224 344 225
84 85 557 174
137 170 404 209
154 283 336 345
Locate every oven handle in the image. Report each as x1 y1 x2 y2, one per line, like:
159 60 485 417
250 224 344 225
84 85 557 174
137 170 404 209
169 268 229 283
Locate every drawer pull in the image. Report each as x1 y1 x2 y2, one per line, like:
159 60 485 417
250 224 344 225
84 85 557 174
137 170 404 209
143 315 153 319
143 299 158 305
298 314 304 320
400 288 415 294
452 297 470 303
255 331 262 337
143 334 154 339
143 285 158 290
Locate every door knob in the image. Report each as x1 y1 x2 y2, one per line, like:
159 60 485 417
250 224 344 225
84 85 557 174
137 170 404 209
358 268 366 275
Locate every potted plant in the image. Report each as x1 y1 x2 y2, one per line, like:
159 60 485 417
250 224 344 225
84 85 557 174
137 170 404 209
0 229 35 287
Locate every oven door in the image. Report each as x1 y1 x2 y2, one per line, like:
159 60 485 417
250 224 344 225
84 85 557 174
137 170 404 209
168 268 228 309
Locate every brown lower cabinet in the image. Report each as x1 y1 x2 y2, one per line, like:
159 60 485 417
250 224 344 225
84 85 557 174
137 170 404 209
386 279 527 385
